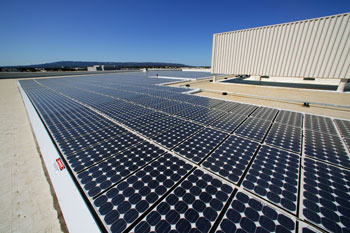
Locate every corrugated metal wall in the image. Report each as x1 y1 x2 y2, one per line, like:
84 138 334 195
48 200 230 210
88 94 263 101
212 13 350 79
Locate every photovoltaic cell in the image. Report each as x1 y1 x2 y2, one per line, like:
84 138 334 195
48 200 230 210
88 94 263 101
47 117 112 134
210 113 247 133
174 105 208 120
153 122 204 149
230 104 257 116
52 124 127 144
111 108 155 123
334 119 350 138
77 141 166 197
150 100 180 110
344 137 350 151
57 133 102 155
192 109 227 125
213 101 240 112
304 114 337 135
299 222 323 233
135 116 185 138
243 145 300 213
216 191 296 233
275 110 303 128
202 135 259 184
93 153 193 233
235 117 271 142
173 128 228 164
265 123 302 154
66 133 144 172
122 112 168 130
304 130 350 168
302 158 350 233
133 169 233 233
161 103 194 115
250 107 278 121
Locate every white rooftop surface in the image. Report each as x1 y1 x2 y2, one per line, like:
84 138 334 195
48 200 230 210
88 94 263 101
0 79 64 233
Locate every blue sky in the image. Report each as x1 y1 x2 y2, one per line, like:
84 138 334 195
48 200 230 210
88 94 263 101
1 0 349 66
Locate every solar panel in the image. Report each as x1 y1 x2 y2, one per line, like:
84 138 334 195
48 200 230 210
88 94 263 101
265 123 302 154
202 135 259 184
77 141 166 197
216 191 296 233
230 104 257 116
66 133 144 172
304 114 338 135
112 108 156 123
193 109 227 125
93 153 193 232
213 101 240 112
174 105 208 120
302 158 350 232
275 110 303 127
188 97 224 108
20 74 350 233
334 119 350 138
122 111 168 130
243 145 300 214
299 223 323 233
131 95 166 107
173 128 228 164
161 103 194 115
235 117 271 142
153 122 204 149
210 113 247 133
250 107 279 121
151 100 180 110
344 137 350 150
132 169 233 233
135 116 185 138
304 130 350 168
47 116 110 134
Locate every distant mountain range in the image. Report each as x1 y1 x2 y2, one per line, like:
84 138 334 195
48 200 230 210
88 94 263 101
3 61 189 68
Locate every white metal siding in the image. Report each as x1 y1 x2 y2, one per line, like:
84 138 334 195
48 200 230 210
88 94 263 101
212 13 350 79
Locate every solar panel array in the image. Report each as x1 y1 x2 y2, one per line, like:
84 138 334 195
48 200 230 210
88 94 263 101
20 73 350 233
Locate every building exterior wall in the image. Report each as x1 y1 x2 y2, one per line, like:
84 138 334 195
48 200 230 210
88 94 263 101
212 13 350 79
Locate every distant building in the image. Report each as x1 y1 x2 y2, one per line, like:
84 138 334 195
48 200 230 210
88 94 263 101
87 65 104 71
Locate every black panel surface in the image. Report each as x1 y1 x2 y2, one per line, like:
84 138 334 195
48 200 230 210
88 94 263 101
93 153 193 232
66 133 144 172
210 113 247 133
77 141 166 197
275 110 303 128
302 158 350 233
243 146 300 214
334 119 350 138
216 191 297 233
235 117 271 142
153 122 204 149
133 169 233 233
250 107 278 121
265 123 302 154
304 114 337 135
193 109 227 125
304 130 350 168
135 116 184 138
203 135 259 184
173 127 228 164
213 101 240 112
230 104 257 116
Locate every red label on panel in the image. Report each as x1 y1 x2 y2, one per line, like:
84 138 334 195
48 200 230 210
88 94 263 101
56 158 65 170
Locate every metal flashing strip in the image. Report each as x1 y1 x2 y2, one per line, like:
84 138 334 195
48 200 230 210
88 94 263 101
18 81 102 233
